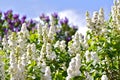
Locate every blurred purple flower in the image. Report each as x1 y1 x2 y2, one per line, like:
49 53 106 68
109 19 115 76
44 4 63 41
6 10 13 14
30 19 33 24
60 17 69 25
82 35 84 39
60 19 64 25
0 36 2 41
40 13 45 19
0 10 2 16
13 19 21 27
64 17 68 24
4 10 13 20
9 24 14 31
3 28 8 34
13 14 19 19
44 16 50 23
22 15 26 20
52 12 58 18
7 19 13 25
72 25 78 30
21 15 26 24
14 27 20 32
66 36 71 42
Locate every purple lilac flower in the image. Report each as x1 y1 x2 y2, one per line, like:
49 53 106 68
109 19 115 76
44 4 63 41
30 19 33 24
44 16 50 23
3 28 8 34
82 35 84 39
6 10 13 14
52 12 58 18
13 19 21 27
40 13 45 19
0 11 2 16
72 25 78 30
13 14 19 19
14 27 20 32
66 36 71 42
60 17 69 25
4 10 13 20
60 19 64 25
64 17 68 24
21 16 26 24
22 15 26 20
4 12 8 20
0 36 2 41
7 19 13 24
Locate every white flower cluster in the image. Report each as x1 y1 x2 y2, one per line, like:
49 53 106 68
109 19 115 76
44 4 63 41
84 72 93 80
0 56 5 80
86 8 105 34
39 61 52 80
111 0 120 28
6 23 35 80
101 75 108 80
68 32 81 56
85 50 99 65
37 23 57 80
54 40 66 52
2 36 8 51
66 54 81 80
46 43 56 60
38 23 56 43
43 66 52 80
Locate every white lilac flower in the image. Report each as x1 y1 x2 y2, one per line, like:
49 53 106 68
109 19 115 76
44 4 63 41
114 0 118 6
2 36 8 50
68 32 81 56
85 51 99 65
46 43 56 60
86 11 92 27
17 60 25 80
92 11 98 24
98 8 104 25
66 54 81 79
42 24 49 43
101 75 108 80
41 61 47 73
43 66 52 80
21 23 29 39
9 51 18 80
48 24 56 42
85 50 92 62
91 52 99 65
31 43 36 53
40 43 46 59
17 32 26 49
8 33 17 49
75 54 81 69
26 44 32 60
84 72 93 80
60 40 66 52
0 56 5 80
54 41 60 48
37 23 42 37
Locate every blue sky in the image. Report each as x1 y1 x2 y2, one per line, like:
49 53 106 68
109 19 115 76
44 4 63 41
0 0 113 18
0 0 113 34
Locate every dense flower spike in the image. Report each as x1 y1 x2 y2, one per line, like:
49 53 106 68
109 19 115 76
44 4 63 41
66 54 81 80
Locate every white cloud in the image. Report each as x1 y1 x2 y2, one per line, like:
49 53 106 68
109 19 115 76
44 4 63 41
58 10 88 35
